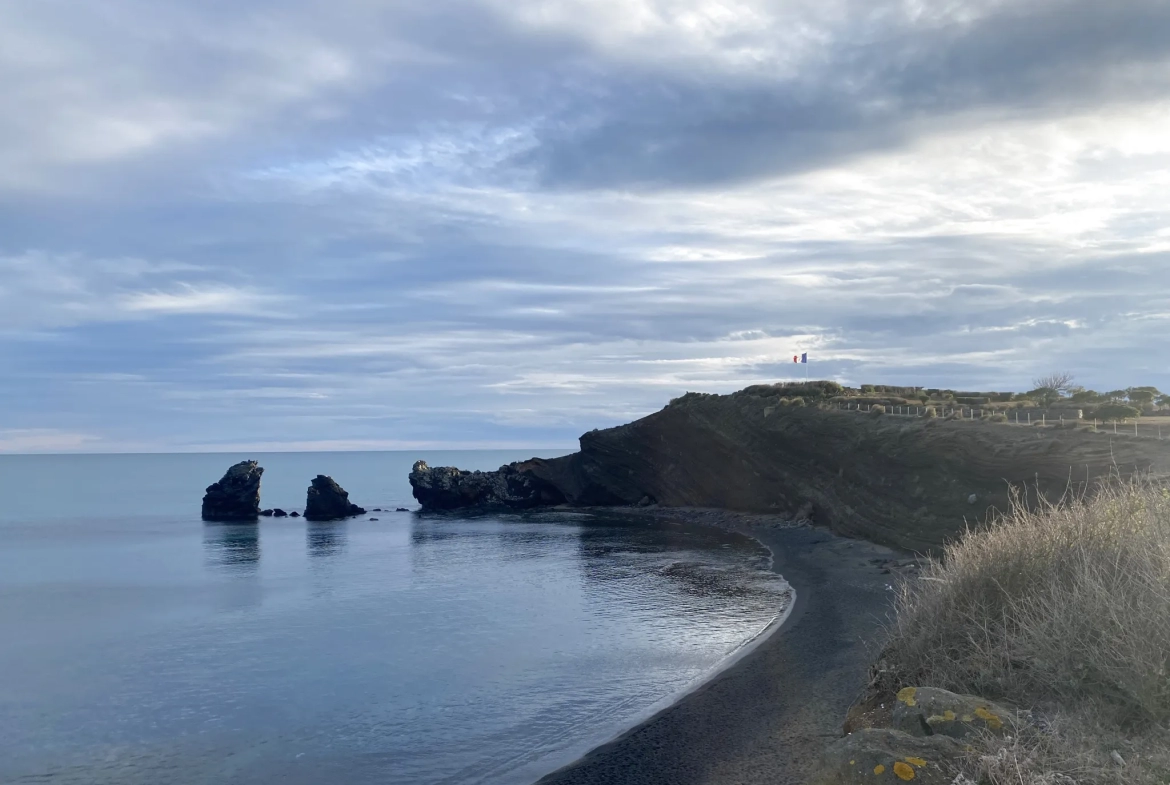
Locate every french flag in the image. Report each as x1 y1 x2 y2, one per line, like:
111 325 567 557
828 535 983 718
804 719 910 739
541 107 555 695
793 353 807 364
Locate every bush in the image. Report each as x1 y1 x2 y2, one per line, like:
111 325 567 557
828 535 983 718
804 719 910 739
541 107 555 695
988 413 1008 422
869 404 885 415
924 407 938 418
1096 404 1141 422
882 481 1170 724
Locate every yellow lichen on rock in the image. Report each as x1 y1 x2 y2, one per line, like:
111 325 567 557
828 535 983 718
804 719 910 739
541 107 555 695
893 761 916 780
903 756 927 767
874 764 886 775
973 706 1003 730
896 687 918 707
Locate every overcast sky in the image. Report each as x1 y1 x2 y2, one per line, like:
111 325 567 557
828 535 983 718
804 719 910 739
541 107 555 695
2 0 1168 452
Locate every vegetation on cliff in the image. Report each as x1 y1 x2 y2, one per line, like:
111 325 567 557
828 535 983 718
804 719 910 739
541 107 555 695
877 480 1170 784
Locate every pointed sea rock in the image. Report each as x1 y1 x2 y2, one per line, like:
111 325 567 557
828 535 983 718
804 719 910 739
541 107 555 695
304 475 366 521
201 461 264 522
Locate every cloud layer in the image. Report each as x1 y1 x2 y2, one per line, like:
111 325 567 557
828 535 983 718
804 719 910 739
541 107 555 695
2 0 1167 451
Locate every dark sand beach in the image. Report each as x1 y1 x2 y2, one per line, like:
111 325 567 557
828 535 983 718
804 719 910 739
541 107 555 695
538 509 911 785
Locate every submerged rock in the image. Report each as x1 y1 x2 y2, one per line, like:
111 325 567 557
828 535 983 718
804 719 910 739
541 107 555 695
201 461 263 522
409 460 567 510
289 511 301 518
304 475 366 521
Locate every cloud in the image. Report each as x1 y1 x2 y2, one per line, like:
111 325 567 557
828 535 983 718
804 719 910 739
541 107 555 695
0 0 1166 451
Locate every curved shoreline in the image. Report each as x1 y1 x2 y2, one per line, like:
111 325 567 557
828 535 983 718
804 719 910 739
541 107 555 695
535 508 912 785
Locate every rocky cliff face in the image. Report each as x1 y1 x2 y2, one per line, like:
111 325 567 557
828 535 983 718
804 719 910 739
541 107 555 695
304 475 366 521
411 386 1170 552
202 460 264 521
408 460 569 510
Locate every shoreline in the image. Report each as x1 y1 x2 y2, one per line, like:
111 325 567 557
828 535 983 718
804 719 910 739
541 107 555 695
536 506 917 785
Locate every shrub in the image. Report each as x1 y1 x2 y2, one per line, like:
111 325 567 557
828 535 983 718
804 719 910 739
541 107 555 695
988 413 1008 422
882 480 1170 724
1096 404 1141 422
869 404 885 415
861 384 876 394
924 407 938 418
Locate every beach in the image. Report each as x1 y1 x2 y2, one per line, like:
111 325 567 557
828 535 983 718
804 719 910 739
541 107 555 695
538 509 912 785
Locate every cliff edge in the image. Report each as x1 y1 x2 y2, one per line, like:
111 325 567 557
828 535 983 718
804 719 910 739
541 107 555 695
410 385 1170 552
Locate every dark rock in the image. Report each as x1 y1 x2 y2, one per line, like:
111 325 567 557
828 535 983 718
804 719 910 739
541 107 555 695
409 460 569 511
202 461 263 522
814 728 961 784
369 518 378 521
304 475 366 521
371 508 383 512
890 686 1017 739
272 508 287 518
260 509 274 517
289 511 300 517
395 507 409 512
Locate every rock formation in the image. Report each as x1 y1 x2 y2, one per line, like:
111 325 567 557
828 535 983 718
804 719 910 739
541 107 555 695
201 461 264 521
304 475 366 521
409 460 568 510
408 384 1170 552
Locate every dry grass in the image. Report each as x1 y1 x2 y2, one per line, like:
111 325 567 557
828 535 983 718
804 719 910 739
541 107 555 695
881 480 1170 784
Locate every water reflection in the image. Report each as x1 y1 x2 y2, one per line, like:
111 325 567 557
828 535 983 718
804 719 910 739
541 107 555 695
307 522 347 558
202 523 260 570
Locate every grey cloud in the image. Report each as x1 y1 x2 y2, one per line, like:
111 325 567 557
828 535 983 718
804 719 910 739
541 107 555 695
523 0 1170 188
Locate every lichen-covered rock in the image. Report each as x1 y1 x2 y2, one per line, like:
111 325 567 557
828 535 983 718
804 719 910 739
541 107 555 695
304 475 366 521
892 687 1017 739
201 461 263 521
814 728 962 784
409 460 567 510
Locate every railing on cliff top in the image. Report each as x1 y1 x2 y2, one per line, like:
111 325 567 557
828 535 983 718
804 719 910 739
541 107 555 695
831 401 1168 440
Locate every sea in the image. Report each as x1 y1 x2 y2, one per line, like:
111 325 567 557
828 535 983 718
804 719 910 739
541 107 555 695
0 451 792 785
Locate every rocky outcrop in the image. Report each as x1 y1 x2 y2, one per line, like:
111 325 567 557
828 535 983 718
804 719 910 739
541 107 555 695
304 475 366 521
202 461 263 521
409 385 1170 552
890 687 1015 740
814 728 962 785
409 460 569 510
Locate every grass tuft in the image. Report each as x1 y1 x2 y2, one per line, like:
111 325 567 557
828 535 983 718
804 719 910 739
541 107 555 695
881 480 1170 784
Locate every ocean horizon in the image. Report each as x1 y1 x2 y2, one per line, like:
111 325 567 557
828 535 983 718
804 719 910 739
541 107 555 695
0 450 792 785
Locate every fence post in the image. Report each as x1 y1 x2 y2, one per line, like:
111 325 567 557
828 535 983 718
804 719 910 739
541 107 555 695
1135 420 1139 437
1042 414 1046 426
1114 422 1118 434
1027 412 1031 425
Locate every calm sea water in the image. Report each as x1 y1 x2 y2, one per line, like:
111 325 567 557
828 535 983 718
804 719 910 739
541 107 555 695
0 452 791 785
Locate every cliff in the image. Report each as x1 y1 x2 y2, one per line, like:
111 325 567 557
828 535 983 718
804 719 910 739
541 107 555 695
410 385 1170 552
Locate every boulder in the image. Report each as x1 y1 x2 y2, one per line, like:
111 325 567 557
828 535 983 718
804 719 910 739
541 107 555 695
409 460 566 510
891 687 1017 739
814 728 962 784
272 508 288 518
396 507 409 512
304 475 366 521
260 509 274 517
289 511 300 517
201 461 263 522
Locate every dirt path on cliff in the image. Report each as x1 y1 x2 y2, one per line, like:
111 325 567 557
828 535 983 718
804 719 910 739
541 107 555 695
535 509 907 785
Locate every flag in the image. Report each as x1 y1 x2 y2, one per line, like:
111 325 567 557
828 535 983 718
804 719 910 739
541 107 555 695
801 353 808 364
793 355 798 363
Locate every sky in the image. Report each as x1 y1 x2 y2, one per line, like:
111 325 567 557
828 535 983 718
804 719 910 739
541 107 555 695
2 0 1169 453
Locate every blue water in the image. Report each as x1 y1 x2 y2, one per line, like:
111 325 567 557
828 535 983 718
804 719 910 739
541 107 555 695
0 452 791 785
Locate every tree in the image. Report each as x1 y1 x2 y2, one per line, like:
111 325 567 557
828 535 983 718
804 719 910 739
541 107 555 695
1158 394 1170 409
1096 404 1141 422
1126 387 1160 408
1030 372 1075 407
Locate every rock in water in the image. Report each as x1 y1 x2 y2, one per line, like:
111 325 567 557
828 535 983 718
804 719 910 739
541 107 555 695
409 460 568 510
304 475 366 521
202 461 264 522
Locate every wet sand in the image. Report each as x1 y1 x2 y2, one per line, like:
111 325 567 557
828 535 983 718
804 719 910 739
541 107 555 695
537 509 914 785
